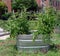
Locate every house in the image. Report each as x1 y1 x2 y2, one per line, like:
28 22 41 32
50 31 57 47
50 0 60 10
36 0 60 10
36 0 49 7
1 0 60 13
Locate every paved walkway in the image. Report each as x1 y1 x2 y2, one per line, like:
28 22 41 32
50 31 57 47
0 28 10 40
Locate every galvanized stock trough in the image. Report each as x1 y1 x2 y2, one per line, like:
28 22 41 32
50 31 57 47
16 34 49 52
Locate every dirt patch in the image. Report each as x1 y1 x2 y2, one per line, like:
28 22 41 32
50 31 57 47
55 44 60 50
49 44 60 51
0 39 16 46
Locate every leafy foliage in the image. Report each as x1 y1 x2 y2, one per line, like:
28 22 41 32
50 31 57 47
0 1 6 10
57 11 60 26
1 13 12 20
33 7 58 44
12 0 37 11
0 1 6 14
0 1 7 19
3 11 30 38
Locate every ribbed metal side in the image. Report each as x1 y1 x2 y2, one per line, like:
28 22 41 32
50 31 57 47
17 34 43 40
17 46 49 52
16 34 49 52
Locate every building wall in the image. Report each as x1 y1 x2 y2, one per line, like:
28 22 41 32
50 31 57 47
36 0 50 8
51 0 60 10
36 0 42 7
36 0 60 10
44 0 49 7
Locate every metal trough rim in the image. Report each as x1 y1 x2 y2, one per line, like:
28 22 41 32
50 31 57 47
18 40 42 42
17 46 49 48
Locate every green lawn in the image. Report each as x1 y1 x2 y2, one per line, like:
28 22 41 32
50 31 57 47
52 34 60 44
0 34 60 56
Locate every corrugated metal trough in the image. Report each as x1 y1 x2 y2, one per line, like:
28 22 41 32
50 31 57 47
16 34 49 52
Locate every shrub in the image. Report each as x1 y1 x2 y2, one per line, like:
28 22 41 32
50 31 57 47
27 12 37 20
12 0 37 11
33 7 58 44
4 11 30 38
0 1 7 19
0 1 7 14
1 13 12 20
57 11 60 26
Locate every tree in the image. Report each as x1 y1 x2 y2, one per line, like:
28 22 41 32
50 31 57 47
12 0 37 11
0 1 6 14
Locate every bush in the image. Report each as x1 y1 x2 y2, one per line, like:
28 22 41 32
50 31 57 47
3 11 30 37
57 11 60 26
12 0 37 11
1 13 12 20
33 7 58 44
27 12 37 20
0 1 7 14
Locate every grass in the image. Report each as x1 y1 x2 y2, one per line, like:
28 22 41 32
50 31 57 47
0 38 16 56
52 34 60 44
0 34 60 56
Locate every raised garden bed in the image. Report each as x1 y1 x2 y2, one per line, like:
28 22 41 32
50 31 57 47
16 34 49 53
